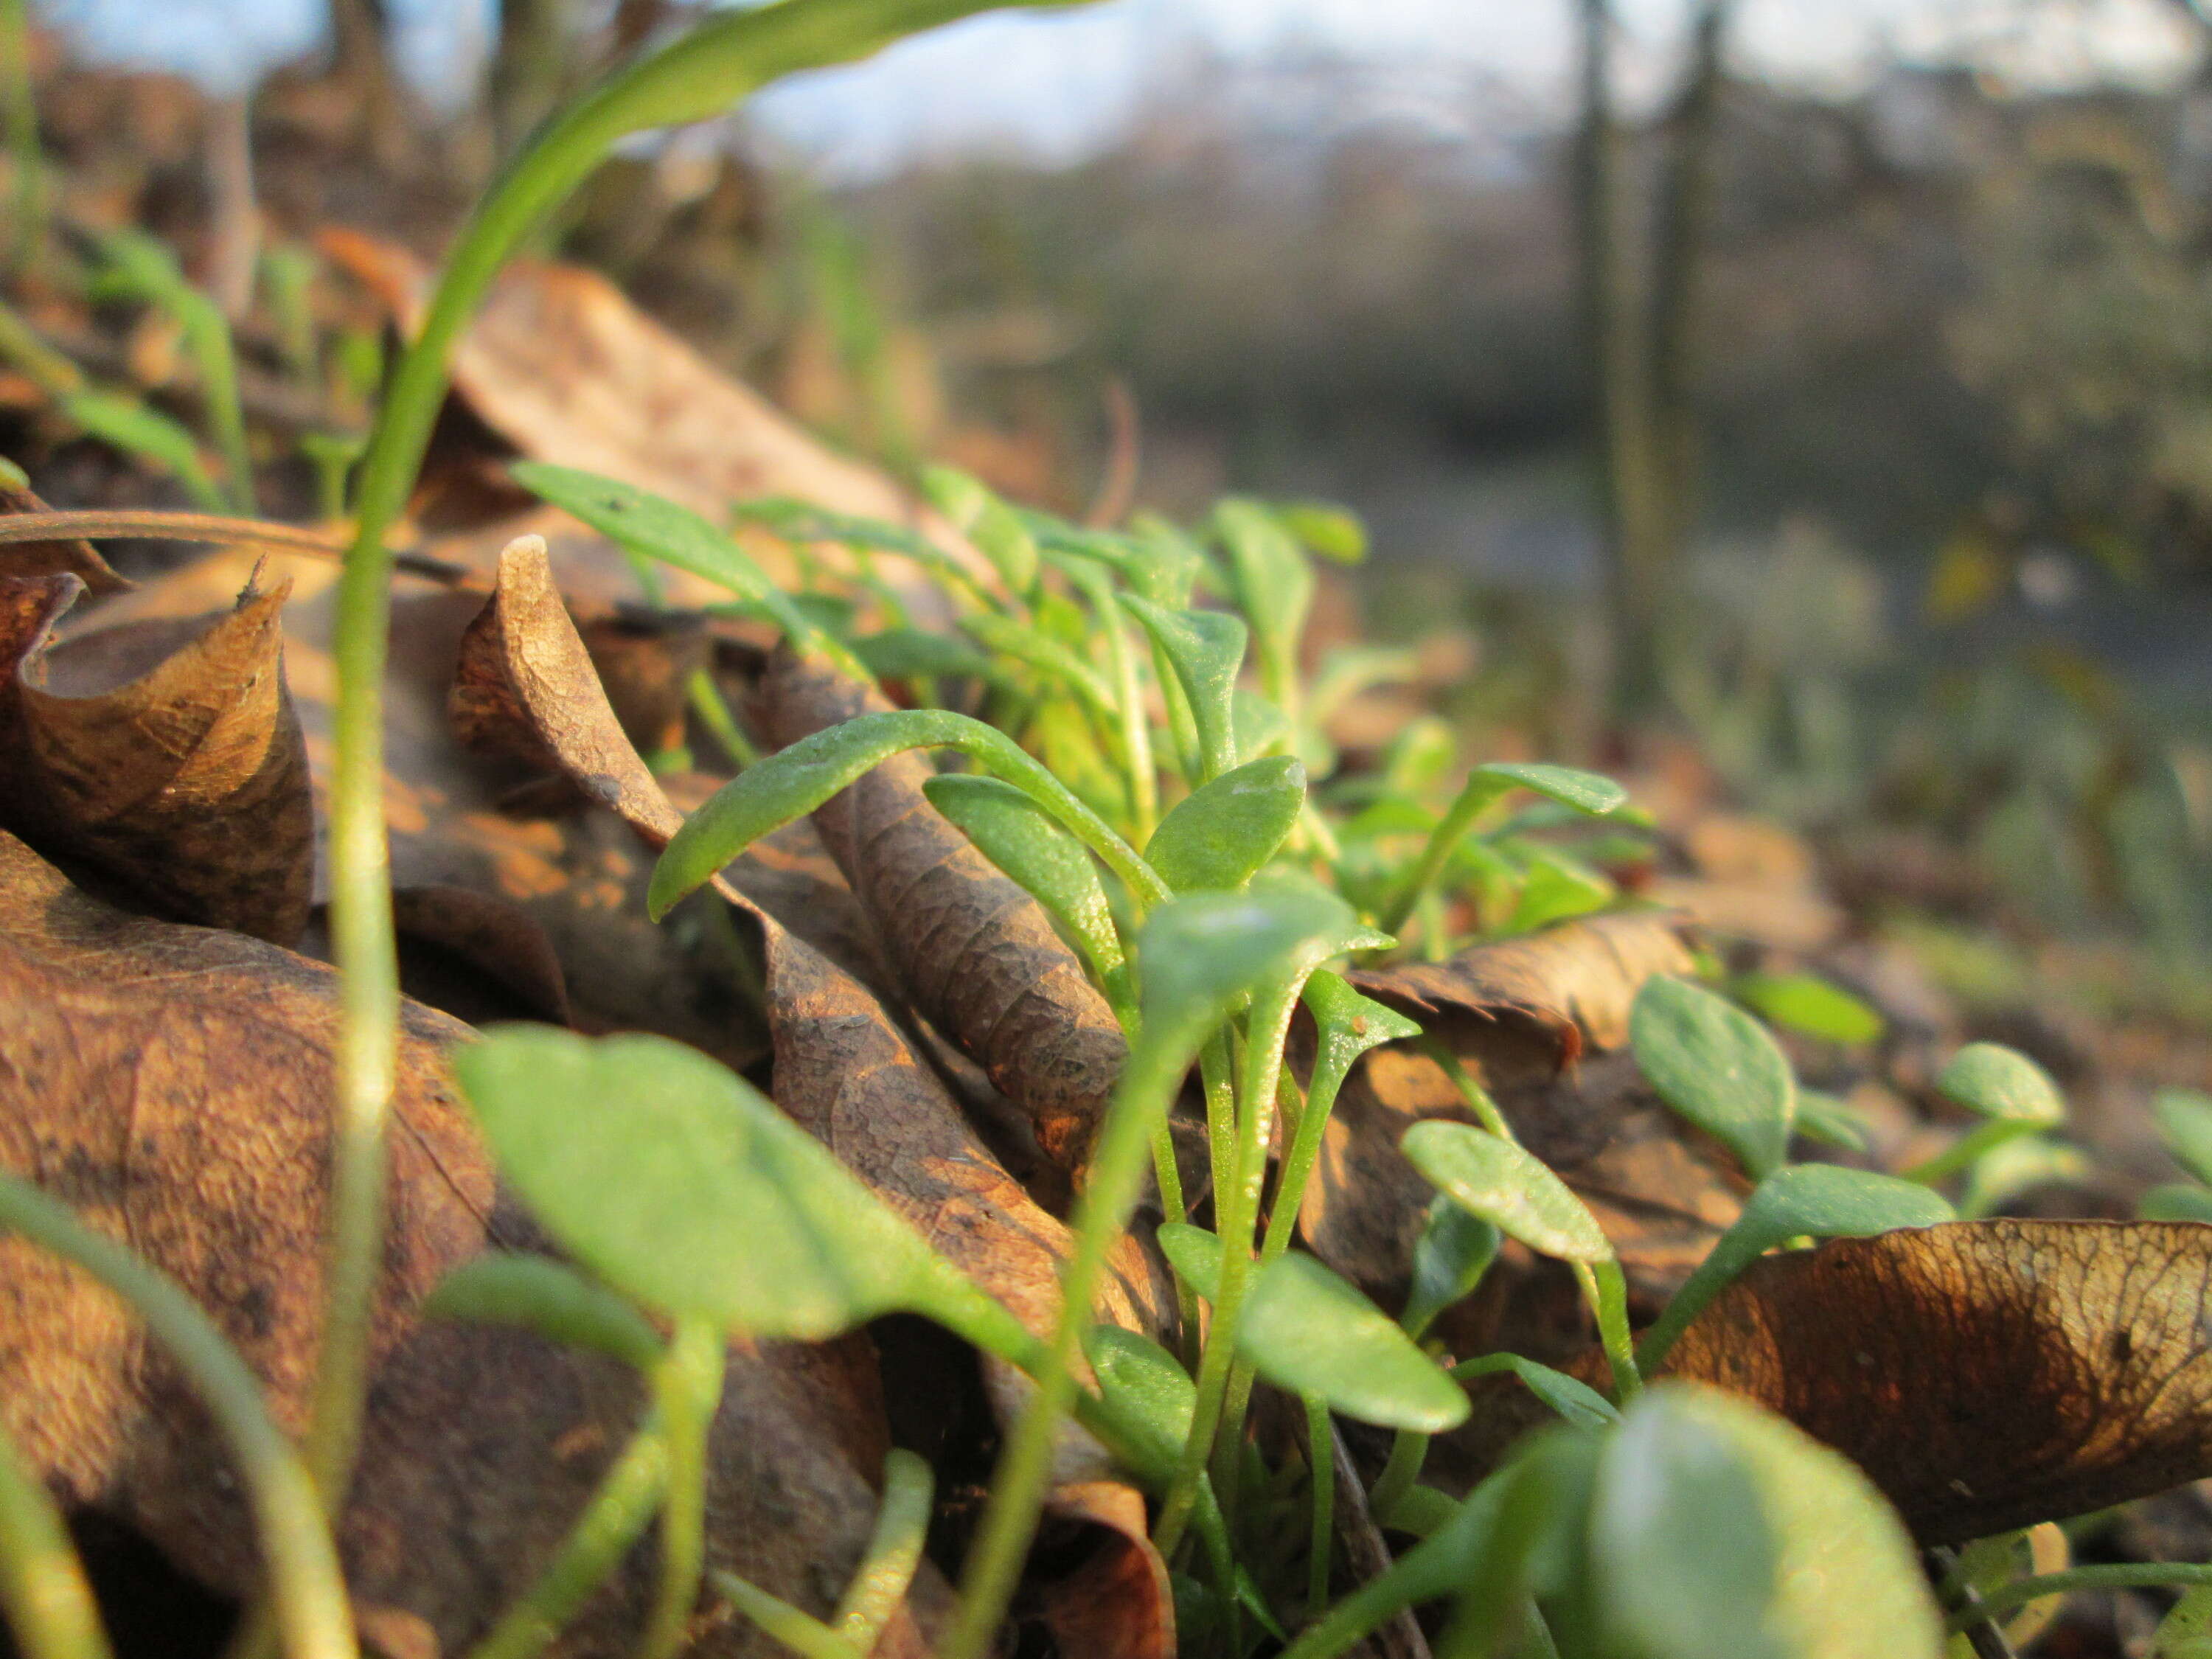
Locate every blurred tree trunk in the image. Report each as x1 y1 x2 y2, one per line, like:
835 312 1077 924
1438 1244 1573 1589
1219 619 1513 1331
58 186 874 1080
492 0 575 161
1576 0 1669 712
1575 0 1731 720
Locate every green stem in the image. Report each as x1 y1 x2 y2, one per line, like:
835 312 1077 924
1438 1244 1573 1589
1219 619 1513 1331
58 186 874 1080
467 1428 669 1659
1303 1394 1335 1621
1277 1484 1500 1659
0 1178 354 1659
1368 1428 1429 1528
0 1423 111 1659
684 667 761 768
1260 1032 1359 1265
941 1037 1195 1659
831 1448 933 1652
319 0 1064 1535
1381 773 1516 936
1577 1260 1641 1402
709 1572 852 1659
638 1321 723 1659
1422 1039 1514 1141
1065 561 1156 842
1943 1563 2212 1632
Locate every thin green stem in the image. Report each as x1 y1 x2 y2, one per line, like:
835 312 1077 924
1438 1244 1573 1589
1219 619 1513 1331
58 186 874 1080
1421 1039 1515 1141
831 1448 933 1652
0 1423 111 1659
0 1178 354 1659
1381 773 1514 936
1261 1037 1358 1266
467 1428 669 1659
1277 1484 1499 1659
709 1572 853 1659
319 0 1062 1537
1368 1429 1429 1528
638 1321 723 1659
1303 1394 1335 1621
1065 561 1156 841
1943 1563 2212 1632
685 668 760 768
942 1037 1194 1659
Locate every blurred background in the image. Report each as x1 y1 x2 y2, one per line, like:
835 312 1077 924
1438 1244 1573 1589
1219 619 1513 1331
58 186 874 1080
7 0 2212 1043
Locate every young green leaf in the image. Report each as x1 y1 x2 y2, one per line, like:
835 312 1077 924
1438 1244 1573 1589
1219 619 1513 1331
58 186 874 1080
1958 1136 2090 1220
2156 1089 2212 1189
1381 761 1628 933
424 1252 666 1371
1503 846 1615 933
1118 592 1246 782
1082 1326 1196 1484
1214 496 1313 717
1450 1352 1618 1432
1638 1163 1955 1370
512 461 860 674
1938 1043 2065 1127
850 627 1000 685
1135 883 1385 1057
1235 1253 1470 1433
1630 975 1797 1179
959 611 1117 721
1590 1385 1944 1659
62 391 226 512
1231 686 1292 761
650 707 1158 917
924 773 1128 1008
1731 971 1885 1046
1790 1089 1872 1152
1155 1222 1223 1302
922 463 1037 592
1273 499 1368 565
1144 755 1307 894
456 1027 992 1341
1400 1198 1501 1342
1399 1121 1612 1265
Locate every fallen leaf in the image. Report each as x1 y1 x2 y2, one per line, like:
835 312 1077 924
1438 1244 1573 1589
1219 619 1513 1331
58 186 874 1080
1654 1219 2212 1545
759 642 1130 1169
0 569 314 944
388 882 573 1026
321 229 990 604
0 480 132 594
0 827 953 1655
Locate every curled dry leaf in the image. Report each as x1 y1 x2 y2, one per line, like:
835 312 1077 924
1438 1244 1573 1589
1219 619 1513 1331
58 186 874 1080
0 827 952 1655
451 543 1175 1656
0 480 132 594
759 643 1130 1170
321 229 990 607
1654 1219 2212 1545
0 568 314 944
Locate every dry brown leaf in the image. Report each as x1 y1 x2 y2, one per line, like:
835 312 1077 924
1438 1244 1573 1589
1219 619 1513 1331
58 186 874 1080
0 481 132 594
1654 1219 2212 1545
388 883 573 1026
0 569 314 944
0 827 950 1655
321 229 990 604
759 643 1130 1170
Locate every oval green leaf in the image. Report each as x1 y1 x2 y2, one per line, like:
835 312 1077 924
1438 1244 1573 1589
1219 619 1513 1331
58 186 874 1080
1401 1197 1500 1342
456 1027 959 1339
1082 1325 1195 1484
1451 1351 1618 1432
1399 1120 1612 1265
2156 1089 2212 1189
1144 755 1307 894
1134 884 1386 1060
1155 1221 1223 1302
1118 592 1247 782
1638 1163 1954 1370
1631 976 1798 1179
1474 762 1627 819
1592 1384 1943 1659
1731 971 1885 1047
1938 1043 2065 1127
1236 1253 1470 1433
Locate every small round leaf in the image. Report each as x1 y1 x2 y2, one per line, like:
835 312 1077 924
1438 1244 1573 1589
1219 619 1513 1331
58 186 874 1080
1631 976 1797 1179
1400 1121 1612 1265
1938 1043 2065 1127
1236 1253 1470 1433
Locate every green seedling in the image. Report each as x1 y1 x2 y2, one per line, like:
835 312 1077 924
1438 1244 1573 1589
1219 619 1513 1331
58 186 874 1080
1380 762 1627 935
1119 592 1248 783
922 463 1038 594
1271 499 1368 566
1235 1253 1467 1433
1214 496 1315 734
1636 1164 1955 1370
1450 1354 1618 1433
1791 1088 1873 1152
91 228 255 510
1631 975 1798 1179
424 1252 667 1371
1399 1199 1501 1343
1902 1042 2067 1186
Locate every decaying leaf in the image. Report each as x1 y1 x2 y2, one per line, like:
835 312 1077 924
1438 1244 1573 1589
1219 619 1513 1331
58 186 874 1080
759 642 1130 1169
0 481 132 595
0 826 953 1655
448 538 1178 1655
0 568 314 944
321 229 989 607
388 882 574 1026
1655 1219 2212 1545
